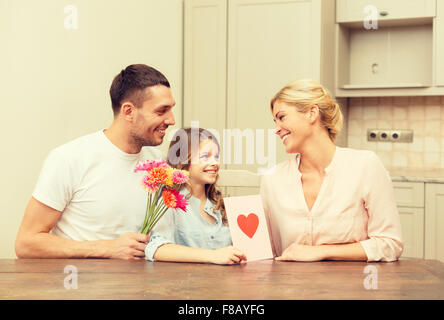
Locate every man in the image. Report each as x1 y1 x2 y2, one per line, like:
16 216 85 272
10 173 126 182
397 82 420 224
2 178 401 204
15 64 175 260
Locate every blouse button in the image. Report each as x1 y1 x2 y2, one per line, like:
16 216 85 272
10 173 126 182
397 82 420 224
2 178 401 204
211 236 214 239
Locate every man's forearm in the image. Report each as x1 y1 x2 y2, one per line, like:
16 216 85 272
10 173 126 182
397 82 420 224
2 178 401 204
15 232 110 259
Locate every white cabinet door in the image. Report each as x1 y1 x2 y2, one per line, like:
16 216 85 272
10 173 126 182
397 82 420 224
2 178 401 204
184 0 334 195
392 182 424 207
398 207 424 259
425 183 444 262
183 0 227 133
392 182 425 259
226 0 324 176
436 0 444 86
336 0 436 23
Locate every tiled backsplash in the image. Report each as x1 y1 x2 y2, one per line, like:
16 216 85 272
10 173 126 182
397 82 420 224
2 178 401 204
347 96 444 169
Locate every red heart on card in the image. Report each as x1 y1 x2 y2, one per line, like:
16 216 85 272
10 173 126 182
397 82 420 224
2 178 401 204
237 213 259 239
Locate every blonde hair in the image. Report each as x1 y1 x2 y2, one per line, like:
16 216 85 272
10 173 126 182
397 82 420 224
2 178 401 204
270 79 343 142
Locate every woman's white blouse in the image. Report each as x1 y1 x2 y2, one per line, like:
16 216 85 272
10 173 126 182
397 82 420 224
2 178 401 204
260 146 404 262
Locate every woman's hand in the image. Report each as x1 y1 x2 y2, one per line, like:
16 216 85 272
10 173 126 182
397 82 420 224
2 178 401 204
209 246 247 265
275 243 325 262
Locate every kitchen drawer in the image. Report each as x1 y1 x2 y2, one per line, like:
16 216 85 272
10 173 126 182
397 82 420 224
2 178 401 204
392 181 424 208
336 0 436 23
398 207 424 259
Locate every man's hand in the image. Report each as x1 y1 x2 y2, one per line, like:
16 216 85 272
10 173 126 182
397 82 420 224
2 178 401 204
104 232 150 260
208 246 247 265
275 243 325 262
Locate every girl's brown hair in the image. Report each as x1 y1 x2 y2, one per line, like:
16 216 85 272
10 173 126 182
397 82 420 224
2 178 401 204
167 128 227 224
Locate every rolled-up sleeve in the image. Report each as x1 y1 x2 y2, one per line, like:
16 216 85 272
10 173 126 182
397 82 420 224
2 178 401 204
360 152 404 262
145 208 175 262
145 235 173 262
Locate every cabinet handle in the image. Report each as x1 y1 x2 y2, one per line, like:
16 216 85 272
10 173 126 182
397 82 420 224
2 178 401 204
379 11 389 17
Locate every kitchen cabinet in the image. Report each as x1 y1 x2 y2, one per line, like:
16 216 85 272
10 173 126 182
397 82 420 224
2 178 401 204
397 206 425 259
183 0 227 135
226 0 336 175
184 0 336 195
392 181 424 208
336 0 436 24
436 0 444 86
392 181 444 262
392 182 425 259
335 0 444 97
425 183 444 262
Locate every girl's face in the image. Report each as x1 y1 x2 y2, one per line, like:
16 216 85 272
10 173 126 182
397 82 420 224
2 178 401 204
272 101 312 154
188 139 220 186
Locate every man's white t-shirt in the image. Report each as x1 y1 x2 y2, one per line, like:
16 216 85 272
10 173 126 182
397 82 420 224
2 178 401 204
32 130 163 241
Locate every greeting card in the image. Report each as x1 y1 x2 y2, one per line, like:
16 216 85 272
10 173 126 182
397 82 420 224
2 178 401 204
223 194 273 262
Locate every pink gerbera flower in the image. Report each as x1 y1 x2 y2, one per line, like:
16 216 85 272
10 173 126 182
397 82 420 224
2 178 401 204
172 170 189 184
134 159 168 173
162 188 188 212
141 175 159 193
173 189 189 212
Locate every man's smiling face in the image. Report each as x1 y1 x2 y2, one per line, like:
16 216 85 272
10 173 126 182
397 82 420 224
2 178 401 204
130 84 176 147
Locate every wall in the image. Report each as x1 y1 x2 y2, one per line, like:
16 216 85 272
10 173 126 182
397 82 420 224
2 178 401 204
335 98 348 148
347 96 444 169
0 0 184 258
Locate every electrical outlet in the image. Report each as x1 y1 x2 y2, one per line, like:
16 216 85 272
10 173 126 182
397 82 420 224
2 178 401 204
367 129 414 142
367 129 379 141
390 129 413 143
378 130 390 142
390 130 401 142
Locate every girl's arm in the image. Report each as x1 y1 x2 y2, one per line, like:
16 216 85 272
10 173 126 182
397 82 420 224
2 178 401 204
154 243 246 265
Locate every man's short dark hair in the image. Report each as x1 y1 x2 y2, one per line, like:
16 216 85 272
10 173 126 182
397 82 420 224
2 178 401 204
109 64 170 115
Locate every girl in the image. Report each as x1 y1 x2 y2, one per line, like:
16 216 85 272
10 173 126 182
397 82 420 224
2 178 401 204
145 128 246 264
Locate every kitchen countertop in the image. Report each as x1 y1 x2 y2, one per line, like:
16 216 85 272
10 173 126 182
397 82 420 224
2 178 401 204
388 167 444 183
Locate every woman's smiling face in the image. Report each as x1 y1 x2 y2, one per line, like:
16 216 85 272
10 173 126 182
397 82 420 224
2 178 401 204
272 100 311 154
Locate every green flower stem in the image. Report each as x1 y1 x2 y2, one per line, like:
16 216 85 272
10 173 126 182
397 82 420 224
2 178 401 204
145 193 153 228
142 189 162 234
140 193 152 234
152 202 168 225
145 193 157 230
147 193 163 224
146 205 170 234
145 202 168 233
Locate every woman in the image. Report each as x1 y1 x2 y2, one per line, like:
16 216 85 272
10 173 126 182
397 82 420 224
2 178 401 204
260 79 403 262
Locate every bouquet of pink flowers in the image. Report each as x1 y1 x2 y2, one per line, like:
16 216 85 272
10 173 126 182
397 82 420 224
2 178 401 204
134 159 190 235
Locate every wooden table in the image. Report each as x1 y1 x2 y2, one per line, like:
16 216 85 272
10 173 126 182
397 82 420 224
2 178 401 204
1 258 443 300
